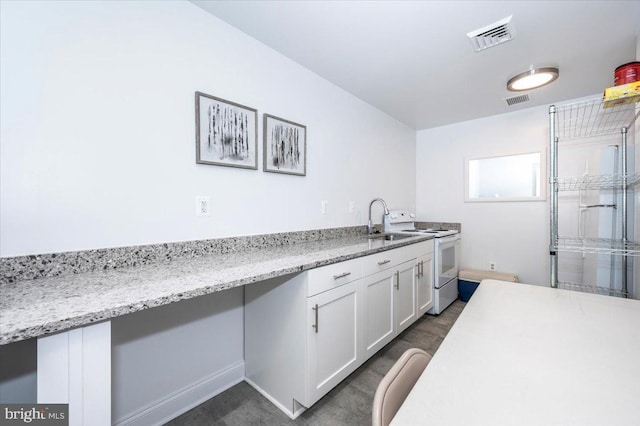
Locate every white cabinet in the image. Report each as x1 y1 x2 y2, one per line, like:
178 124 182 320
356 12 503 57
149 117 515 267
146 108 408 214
395 260 417 334
416 245 434 317
363 269 395 359
244 240 432 419
244 257 364 419
361 245 418 359
306 279 362 405
361 241 433 359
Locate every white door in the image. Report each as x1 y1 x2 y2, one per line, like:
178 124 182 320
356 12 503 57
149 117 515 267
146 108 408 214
416 253 434 317
362 269 395 360
306 279 362 406
395 260 417 334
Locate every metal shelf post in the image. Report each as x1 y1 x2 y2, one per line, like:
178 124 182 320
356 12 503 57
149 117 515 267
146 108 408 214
621 127 627 295
549 105 558 288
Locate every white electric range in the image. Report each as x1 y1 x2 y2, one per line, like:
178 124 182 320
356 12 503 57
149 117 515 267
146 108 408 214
384 210 460 315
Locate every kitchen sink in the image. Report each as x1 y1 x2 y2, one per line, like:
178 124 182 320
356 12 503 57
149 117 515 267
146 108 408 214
367 233 414 241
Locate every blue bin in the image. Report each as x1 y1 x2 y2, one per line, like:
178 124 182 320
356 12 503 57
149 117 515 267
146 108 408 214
458 269 519 302
458 279 480 302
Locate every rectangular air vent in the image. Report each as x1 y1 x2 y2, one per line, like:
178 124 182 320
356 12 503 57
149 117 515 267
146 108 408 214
467 16 516 52
506 94 529 106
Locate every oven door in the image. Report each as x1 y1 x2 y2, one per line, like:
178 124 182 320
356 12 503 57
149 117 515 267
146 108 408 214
436 235 460 289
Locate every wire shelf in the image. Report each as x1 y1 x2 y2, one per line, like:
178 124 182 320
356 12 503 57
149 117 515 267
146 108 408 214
553 173 640 191
557 281 628 298
554 97 639 140
553 237 640 256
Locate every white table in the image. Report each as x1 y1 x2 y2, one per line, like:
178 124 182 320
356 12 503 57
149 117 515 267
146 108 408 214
391 279 640 426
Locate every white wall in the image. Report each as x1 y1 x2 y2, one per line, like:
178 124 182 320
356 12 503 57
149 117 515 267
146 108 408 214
416 105 550 285
0 0 416 257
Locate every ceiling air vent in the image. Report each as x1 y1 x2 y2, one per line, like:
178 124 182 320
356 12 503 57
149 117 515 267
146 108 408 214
505 94 530 106
467 16 516 52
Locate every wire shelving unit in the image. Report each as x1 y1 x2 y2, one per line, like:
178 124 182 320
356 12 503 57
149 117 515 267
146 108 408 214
549 96 638 298
553 173 640 191
553 237 640 257
557 281 629 298
554 97 639 140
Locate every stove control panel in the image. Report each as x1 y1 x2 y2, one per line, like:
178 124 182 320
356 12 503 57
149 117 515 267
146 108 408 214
387 210 415 224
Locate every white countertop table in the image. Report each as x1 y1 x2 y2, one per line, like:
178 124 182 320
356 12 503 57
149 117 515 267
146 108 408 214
391 279 640 426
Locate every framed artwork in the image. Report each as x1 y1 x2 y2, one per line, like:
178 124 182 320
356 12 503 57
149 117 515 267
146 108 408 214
195 91 258 169
263 114 307 176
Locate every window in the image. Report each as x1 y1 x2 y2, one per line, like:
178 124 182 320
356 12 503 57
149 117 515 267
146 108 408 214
465 151 546 202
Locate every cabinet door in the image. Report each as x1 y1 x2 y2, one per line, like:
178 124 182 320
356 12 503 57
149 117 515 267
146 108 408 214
362 269 395 360
306 280 362 406
416 253 434 317
395 260 417 334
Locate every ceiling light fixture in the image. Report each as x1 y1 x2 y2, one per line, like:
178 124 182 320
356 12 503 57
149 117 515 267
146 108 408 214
507 67 559 91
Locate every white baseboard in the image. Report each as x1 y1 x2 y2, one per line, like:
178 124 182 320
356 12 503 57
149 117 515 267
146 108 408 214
244 377 306 420
113 361 245 426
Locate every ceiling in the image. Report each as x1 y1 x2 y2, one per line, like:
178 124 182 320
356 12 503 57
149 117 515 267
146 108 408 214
191 1 640 130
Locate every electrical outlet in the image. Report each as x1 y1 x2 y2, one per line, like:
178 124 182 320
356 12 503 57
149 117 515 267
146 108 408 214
196 196 210 217
489 262 496 271
321 200 328 214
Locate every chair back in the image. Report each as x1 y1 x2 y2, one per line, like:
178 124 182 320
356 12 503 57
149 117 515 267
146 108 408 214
372 348 431 426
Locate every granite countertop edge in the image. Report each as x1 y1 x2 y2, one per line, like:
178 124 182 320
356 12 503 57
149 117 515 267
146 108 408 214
0 233 435 346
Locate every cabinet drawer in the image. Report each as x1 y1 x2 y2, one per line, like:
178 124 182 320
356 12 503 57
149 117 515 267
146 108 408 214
307 257 363 297
362 248 405 277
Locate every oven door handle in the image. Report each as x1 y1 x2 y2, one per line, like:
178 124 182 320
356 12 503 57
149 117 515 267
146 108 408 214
434 276 457 290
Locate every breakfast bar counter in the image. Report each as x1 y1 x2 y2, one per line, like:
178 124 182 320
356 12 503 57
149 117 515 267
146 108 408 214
0 231 432 345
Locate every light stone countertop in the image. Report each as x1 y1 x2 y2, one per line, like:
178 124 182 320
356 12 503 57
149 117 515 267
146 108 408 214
0 233 433 345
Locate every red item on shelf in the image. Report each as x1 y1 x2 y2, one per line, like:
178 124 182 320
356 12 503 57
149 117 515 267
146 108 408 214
614 62 640 85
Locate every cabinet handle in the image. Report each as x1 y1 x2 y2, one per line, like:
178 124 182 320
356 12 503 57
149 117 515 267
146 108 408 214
333 272 351 280
420 260 424 278
377 259 391 265
395 271 400 290
312 304 318 333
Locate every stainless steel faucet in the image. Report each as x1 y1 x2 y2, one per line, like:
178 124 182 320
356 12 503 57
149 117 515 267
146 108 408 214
368 198 390 235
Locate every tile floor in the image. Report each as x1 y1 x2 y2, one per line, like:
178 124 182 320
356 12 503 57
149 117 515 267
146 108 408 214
166 300 466 425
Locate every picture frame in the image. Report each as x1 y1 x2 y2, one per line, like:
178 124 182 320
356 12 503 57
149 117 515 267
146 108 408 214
263 113 307 176
195 91 258 170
